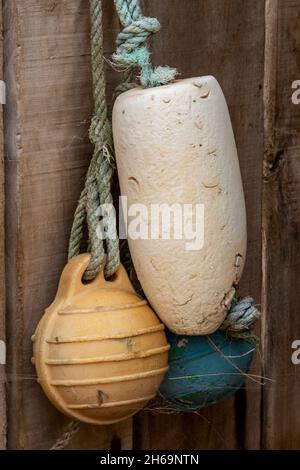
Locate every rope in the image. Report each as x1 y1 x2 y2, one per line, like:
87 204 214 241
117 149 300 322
68 0 119 279
220 297 261 342
50 421 80 451
113 0 177 87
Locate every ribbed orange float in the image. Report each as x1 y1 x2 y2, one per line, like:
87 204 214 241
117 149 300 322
32 254 169 425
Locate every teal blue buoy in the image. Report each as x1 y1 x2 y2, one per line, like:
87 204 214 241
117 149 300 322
159 330 254 411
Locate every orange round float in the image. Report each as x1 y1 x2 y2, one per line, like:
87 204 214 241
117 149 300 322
32 254 169 425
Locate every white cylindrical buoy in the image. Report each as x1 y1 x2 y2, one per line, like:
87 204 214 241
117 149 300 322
112 76 247 335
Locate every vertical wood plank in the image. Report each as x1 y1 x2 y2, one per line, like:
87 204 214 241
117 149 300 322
262 0 300 449
134 0 265 450
0 0 6 450
4 0 131 449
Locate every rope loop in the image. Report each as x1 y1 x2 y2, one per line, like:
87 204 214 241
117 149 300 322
68 0 120 280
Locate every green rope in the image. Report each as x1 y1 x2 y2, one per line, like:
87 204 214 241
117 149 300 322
68 0 119 279
113 0 177 88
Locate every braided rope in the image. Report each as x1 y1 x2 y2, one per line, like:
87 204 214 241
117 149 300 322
68 0 119 279
220 297 261 341
50 421 80 451
113 0 177 87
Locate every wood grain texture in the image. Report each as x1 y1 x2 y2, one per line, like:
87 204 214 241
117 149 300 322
262 0 300 449
0 0 6 450
4 0 131 450
133 0 265 450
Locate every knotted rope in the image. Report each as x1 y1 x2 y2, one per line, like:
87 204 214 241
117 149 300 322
220 297 261 342
113 0 177 88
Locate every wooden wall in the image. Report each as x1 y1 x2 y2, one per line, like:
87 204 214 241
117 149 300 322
262 0 300 449
1 0 300 450
0 0 6 451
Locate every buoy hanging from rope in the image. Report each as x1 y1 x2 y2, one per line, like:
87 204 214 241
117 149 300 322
32 0 171 425
113 76 247 335
32 254 169 424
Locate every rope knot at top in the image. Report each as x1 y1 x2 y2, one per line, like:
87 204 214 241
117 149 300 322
113 0 177 88
116 16 161 51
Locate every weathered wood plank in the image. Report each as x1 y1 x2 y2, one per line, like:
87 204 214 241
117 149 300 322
4 0 131 450
0 0 6 450
134 0 265 450
262 0 300 449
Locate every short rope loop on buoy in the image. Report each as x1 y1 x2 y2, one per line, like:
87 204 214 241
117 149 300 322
220 297 261 342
